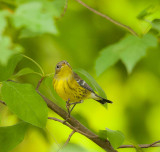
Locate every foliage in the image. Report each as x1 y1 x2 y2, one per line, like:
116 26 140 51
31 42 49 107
0 122 28 152
95 33 157 75
99 128 125 149
1 81 48 128
0 0 160 152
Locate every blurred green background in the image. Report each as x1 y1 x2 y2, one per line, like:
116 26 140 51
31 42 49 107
0 0 160 152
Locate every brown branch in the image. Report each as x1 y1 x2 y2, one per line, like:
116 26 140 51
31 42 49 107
0 100 6 105
75 0 138 37
37 78 117 152
36 77 45 91
119 140 160 149
48 117 97 138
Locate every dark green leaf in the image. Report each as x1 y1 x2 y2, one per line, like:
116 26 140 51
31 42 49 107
98 128 125 149
151 19 160 32
1 81 48 128
0 54 22 82
0 122 28 152
95 33 157 75
73 68 107 98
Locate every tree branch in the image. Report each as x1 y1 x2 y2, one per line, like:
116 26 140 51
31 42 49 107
1 78 160 151
75 0 138 37
119 140 160 149
36 78 117 152
48 117 97 138
0 100 6 105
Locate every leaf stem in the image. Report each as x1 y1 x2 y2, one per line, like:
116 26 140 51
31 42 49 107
22 54 45 76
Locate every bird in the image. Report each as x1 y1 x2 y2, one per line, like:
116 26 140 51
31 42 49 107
53 60 113 116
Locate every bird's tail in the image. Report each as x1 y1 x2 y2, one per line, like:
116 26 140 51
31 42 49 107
91 93 113 104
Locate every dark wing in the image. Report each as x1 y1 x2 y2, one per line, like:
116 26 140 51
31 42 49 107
73 72 95 93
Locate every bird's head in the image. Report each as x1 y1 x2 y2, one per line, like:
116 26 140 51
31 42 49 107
54 60 72 78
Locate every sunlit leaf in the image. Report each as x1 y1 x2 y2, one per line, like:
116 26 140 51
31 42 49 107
0 122 28 152
12 2 58 37
0 36 23 65
73 68 107 98
0 54 22 82
11 67 37 78
43 0 65 18
99 128 125 149
43 76 66 108
1 81 48 128
0 10 9 34
137 5 156 20
95 33 157 75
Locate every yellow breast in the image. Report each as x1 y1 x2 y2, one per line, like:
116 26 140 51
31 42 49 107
53 77 91 103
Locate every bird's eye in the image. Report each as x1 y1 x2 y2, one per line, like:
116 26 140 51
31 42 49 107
57 65 60 69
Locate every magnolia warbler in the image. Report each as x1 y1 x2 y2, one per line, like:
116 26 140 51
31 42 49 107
53 61 112 116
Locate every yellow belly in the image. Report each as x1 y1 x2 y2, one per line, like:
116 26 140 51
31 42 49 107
53 78 91 102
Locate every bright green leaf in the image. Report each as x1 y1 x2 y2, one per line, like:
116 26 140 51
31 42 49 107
12 2 58 37
96 33 157 75
120 34 157 73
43 76 66 108
11 68 37 78
95 45 119 76
0 122 28 152
0 36 23 65
0 10 9 34
0 54 22 82
1 81 48 128
73 68 107 98
43 0 65 18
99 128 125 149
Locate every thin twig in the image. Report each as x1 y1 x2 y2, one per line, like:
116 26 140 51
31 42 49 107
0 100 6 105
119 140 160 148
61 0 68 17
36 77 45 91
75 0 139 37
48 117 98 139
63 130 75 147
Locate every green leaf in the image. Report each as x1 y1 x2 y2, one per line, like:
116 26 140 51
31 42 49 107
0 10 9 34
11 68 36 78
137 5 156 20
0 54 22 82
99 128 125 149
1 81 48 128
0 36 23 65
43 0 66 18
151 19 160 32
0 122 28 152
43 76 66 108
12 2 58 37
73 68 107 98
95 33 157 75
